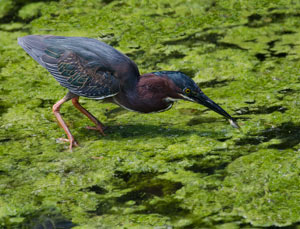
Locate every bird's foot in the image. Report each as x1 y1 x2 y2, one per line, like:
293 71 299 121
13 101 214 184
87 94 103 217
91 156 104 160
86 125 106 136
56 138 79 151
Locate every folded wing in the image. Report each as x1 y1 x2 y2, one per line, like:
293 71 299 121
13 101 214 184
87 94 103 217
18 35 140 98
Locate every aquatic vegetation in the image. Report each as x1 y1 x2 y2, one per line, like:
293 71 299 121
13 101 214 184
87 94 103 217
1 0 300 228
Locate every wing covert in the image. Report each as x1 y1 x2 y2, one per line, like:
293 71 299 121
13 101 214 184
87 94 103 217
18 35 140 97
42 48 120 99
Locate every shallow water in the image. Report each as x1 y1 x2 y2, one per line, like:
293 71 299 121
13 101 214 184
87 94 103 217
1 0 300 228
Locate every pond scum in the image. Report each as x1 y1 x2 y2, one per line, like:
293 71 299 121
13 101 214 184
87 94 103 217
1 0 300 228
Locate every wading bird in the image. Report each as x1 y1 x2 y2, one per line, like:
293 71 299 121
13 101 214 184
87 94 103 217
18 35 239 150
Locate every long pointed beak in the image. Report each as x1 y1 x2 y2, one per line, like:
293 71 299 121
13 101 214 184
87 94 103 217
193 92 240 129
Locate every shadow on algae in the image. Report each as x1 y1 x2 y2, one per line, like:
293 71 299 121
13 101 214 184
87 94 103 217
17 208 75 229
1 0 300 228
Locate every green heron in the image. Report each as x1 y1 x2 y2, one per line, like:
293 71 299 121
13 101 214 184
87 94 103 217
18 35 239 150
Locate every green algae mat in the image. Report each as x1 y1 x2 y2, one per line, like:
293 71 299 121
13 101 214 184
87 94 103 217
1 0 300 228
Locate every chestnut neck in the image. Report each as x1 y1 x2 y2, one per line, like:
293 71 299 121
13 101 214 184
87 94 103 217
114 73 181 113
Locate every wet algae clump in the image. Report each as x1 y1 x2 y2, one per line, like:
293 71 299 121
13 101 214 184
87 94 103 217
1 0 300 228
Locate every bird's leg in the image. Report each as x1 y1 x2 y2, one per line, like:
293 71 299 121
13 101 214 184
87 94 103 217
52 92 79 150
71 97 106 136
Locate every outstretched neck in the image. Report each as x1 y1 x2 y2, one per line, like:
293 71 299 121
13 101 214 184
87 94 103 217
113 73 181 113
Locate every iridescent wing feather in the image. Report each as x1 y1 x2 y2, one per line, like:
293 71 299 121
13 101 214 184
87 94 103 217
18 35 140 98
42 49 119 98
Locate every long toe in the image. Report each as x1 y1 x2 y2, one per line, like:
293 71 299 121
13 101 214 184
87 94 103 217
56 138 79 150
86 126 106 136
56 138 70 143
69 140 79 151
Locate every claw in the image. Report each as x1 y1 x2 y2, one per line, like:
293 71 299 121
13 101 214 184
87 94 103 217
91 156 104 160
52 94 107 150
56 137 79 150
72 97 107 136
86 126 106 136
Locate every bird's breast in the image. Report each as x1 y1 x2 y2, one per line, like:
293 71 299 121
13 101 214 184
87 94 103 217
113 94 173 113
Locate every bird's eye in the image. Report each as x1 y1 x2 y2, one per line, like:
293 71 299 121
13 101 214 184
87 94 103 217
185 88 191 94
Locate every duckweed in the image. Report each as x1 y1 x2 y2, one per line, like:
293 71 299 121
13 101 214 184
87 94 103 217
1 0 300 228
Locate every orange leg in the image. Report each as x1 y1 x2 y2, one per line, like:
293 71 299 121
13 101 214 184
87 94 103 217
71 97 106 136
52 94 78 150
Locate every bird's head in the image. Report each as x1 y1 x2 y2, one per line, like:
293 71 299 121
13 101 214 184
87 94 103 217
153 71 240 128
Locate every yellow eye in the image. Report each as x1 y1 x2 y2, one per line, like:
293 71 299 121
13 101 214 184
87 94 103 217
185 88 191 94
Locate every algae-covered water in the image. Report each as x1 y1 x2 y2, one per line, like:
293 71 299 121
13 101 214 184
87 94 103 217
1 0 300 228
